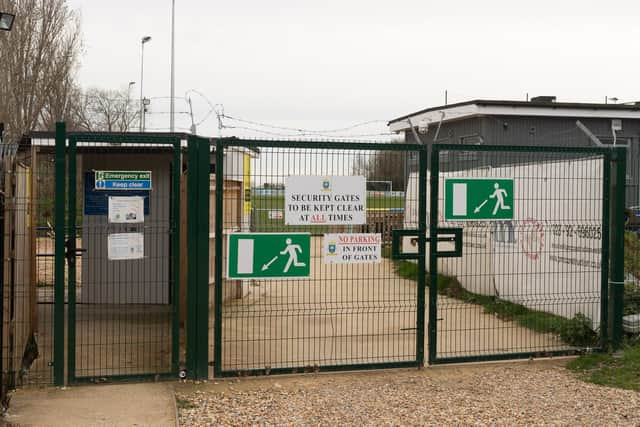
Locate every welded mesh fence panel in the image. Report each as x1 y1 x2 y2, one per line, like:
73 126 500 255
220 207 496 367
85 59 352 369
433 148 606 361
69 140 177 381
1 143 55 387
624 151 640 336
216 144 420 373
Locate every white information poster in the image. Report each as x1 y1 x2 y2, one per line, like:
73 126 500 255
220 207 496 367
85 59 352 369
285 176 366 225
323 233 381 264
108 233 144 260
108 196 144 223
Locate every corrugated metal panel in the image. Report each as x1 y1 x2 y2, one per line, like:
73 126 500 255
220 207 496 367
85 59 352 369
406 114 640 206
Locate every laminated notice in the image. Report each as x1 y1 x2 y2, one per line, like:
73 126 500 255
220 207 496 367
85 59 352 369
108 233 144 260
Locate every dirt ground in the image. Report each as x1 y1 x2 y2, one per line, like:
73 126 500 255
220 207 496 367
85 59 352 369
176 359 640 426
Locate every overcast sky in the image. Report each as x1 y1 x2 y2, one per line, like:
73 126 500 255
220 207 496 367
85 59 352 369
68 0 640 139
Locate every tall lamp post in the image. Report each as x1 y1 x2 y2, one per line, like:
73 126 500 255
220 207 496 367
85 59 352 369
139 36 151 132
0 11 13 410
0 12 15 31
1 12 14 145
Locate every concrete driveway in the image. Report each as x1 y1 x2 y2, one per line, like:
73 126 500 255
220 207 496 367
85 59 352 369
4 382 176 427
214 236 563 373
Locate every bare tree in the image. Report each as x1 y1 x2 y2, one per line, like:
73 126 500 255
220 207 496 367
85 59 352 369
0 0 83 142
352 151 407 191
368 151 406 190
72 87 139 132
39 72 82 131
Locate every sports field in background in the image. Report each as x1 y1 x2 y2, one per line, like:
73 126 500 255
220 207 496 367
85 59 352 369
251 191 405 233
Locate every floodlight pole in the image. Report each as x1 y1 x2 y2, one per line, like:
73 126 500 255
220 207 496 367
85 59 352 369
140 36 151 132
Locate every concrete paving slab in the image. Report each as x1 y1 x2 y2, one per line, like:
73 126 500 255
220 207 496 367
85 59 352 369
3 383 176 427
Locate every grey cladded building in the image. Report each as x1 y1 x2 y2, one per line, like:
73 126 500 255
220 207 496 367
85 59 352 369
388 97 640 206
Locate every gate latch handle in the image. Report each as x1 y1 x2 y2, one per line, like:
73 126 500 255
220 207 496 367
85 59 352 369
435 227 463 258
64 238 87 266
391 228 463 259
391 229 422 260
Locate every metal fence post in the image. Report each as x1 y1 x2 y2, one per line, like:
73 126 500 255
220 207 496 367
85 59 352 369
600 152 610 349
213 139 223 377
416 146 427 366
609 146 626 348
186 136 199 378
171 138 181 375
0 124 4 395
66 136 77 384
186 136 211 380
196 138 210 379
427 145 439 364
53 122 66 386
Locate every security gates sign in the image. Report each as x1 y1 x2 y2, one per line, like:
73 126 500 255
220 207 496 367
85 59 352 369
445 178 514 221
285 176 366 225
227 233 311 279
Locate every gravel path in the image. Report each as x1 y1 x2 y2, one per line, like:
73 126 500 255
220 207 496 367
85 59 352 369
175 360 640 426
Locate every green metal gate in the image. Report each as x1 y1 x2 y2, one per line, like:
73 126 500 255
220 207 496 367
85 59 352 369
55 129 182 384
45 127 626 383
209 138 427 376
428 144 625 364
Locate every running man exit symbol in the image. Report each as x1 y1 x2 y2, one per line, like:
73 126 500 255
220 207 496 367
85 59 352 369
445 178 514 221
227 233 311 279
489 182 510 215
280 238 306 273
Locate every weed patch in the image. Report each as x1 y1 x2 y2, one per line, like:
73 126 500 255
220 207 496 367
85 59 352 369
567 342 640 391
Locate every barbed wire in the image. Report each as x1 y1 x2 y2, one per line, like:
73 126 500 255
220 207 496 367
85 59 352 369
221 114 387 134
74 89 395 138
144 126 192 131
145 111 191 115
72 94 189 104
181 89 393 137
222 124 394 139
184 89 223 126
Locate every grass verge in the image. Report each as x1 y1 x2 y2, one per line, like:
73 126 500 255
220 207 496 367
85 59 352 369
393 260 598 347
567 341 640 391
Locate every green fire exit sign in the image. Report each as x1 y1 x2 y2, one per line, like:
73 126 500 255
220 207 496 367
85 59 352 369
444 178 514 221
227 233 311 279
